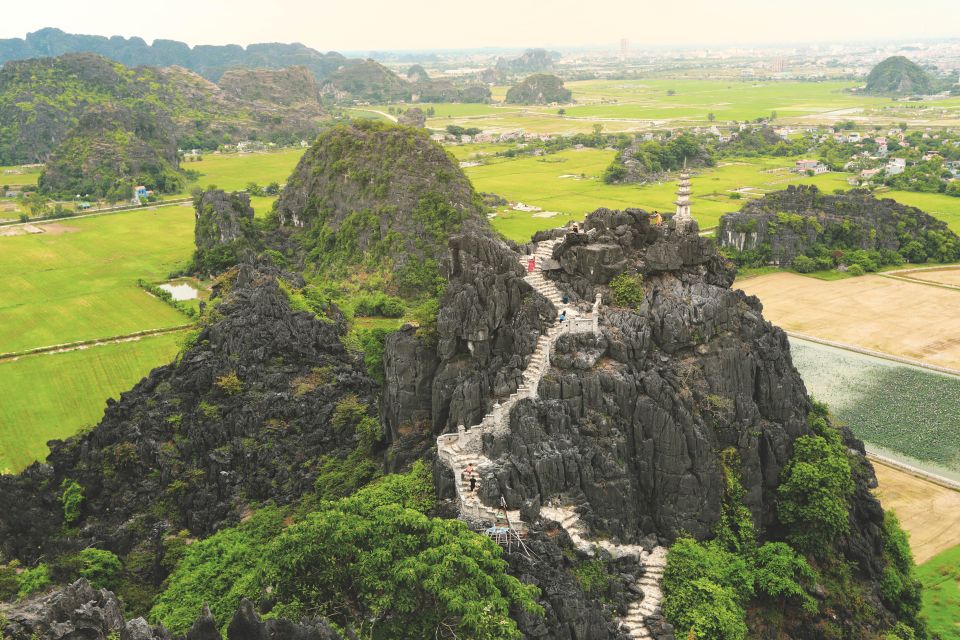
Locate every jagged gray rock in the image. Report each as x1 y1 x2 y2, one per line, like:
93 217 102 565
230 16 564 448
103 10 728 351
717 184 960 266
191 190 259 272
2 579 136 640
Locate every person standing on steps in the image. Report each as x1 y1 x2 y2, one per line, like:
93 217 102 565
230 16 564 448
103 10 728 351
462 463 477 492
559 309 566 323
527 256 535 274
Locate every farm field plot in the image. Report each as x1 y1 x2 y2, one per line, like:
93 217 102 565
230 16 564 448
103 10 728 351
559 79 892 123
872 463 960 564
790 338 960 475
900 266 960 287
881 190 960 234
0 331 184 473
0 164 41 187
917 544 960 640
738 272 960 370
180 148 304 194
465 151 856 241
0 206 195 353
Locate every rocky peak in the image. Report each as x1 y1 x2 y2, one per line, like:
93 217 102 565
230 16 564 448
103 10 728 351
0 262 376 564
718 184 960 266
273 120 492 295
191 190 259 273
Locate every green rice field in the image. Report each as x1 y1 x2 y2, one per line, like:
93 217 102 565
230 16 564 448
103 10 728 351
881 190 960 234
181 148 304 194
0 331 184 473
917 544 960 640
789 337 960 476
358 79 925 134
0 164 42 187
464 150 853 242
0 205 195 354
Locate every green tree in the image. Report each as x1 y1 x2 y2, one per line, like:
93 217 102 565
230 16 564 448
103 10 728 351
707 112 716 122
777 434 854 554
609 273 645 309
60 479 84 524
75 548 123 591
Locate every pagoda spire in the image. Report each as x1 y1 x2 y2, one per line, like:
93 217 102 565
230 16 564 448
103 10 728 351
673 158 694 233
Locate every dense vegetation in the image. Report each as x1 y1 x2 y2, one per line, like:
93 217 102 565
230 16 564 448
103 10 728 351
320 59 412 103
274 120 490 299
505 74 571 105
864 56 935 95
603 132 715 184
719 185 960 269
663 410 926 639
151 464 542 638
37 104 184 199
0 52 325 166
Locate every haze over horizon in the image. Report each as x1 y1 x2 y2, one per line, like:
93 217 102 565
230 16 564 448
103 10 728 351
4 0 960 53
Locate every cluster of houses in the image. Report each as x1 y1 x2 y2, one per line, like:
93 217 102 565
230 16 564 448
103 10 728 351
431 130 553 145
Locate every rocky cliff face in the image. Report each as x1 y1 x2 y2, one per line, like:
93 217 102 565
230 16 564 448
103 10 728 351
382 233 555 443
191 190 260 273
0 261 377 568
717 184 960 266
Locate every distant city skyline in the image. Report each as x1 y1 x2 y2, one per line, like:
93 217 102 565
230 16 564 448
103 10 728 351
4 0 960 53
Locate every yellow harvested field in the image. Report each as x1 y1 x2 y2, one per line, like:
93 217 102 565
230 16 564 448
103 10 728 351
899 267 960 287
736 272 960 370
873 461 960 564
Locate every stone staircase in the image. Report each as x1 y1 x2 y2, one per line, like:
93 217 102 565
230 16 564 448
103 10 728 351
436 236 664 638
540 505 667 640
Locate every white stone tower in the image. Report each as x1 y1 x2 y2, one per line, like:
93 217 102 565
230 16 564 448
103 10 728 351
674 159 694 233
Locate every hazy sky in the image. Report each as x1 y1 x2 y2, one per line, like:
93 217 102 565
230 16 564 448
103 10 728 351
4 0 959 51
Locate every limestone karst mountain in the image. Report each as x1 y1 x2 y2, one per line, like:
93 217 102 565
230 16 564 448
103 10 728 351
0 130 924 639
865 56 935 95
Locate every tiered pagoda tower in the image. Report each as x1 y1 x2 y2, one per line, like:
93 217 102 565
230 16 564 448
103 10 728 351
674 159 694 232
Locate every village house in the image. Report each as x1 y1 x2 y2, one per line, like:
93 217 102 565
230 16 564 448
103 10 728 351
886 158 907 176
795 159 828 174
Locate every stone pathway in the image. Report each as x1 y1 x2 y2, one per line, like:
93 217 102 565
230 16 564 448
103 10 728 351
540 505 667 639
436 236 666 638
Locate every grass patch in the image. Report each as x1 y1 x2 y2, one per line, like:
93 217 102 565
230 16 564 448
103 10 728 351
0 206 196 353
916 544 960 640
179 148 303 195
0 332 184 473
466 150 857 242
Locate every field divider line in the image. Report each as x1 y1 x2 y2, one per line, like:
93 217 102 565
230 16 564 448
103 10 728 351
866 450 960 493
0 198 192 229
786 331 960 378
0 324 195 363
878 272 960 293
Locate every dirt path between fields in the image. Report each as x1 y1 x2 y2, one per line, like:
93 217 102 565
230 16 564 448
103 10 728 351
0 325 193 364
